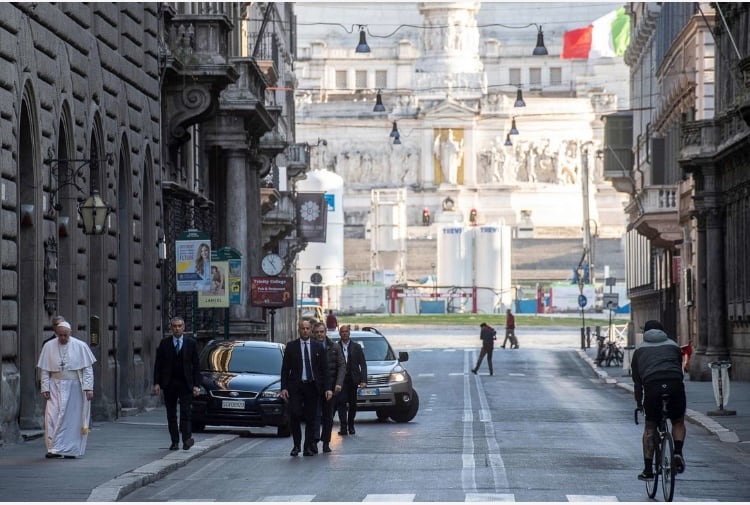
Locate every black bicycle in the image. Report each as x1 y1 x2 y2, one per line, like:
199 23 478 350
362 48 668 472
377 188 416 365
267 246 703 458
635 393 676 502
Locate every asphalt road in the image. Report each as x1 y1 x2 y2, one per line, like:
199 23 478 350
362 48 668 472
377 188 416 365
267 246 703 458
124 327 750 502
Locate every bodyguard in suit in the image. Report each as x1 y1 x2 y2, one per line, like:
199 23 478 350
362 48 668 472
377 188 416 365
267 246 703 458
336 324 367 435
312 321 345 453
280 319 332 456
153 317 201 451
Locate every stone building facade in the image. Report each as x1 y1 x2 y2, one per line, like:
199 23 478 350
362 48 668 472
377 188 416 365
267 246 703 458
0 3 304 446
609 2 750 380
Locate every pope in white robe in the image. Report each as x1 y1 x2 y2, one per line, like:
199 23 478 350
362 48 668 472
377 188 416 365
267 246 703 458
37 321 96 458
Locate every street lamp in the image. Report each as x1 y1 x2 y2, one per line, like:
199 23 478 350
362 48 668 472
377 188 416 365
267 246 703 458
79 190 112 235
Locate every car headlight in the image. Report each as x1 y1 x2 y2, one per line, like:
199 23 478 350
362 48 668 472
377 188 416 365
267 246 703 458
261 388 282 399
196 385 208 396
389 371 408 383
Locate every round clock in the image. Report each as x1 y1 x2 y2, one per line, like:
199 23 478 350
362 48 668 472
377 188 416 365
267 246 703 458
261 253 283 276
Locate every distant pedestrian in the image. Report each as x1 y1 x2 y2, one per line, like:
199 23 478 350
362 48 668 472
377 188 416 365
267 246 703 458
336 324 367 435
501 309 518 349
153 317 201 451
37 321 96 458
312 322 345 453
472 322 497 375
326 310 338 331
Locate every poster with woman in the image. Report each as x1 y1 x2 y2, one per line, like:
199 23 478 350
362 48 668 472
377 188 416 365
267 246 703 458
175 231 212 292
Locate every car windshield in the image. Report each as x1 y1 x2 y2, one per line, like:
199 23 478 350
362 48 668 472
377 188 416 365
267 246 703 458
201 344 282 375
352 336 395 361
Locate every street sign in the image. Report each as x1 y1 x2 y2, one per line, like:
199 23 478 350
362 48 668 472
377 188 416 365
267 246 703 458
310 272 323 284
578 294 587 308
603 292 619 310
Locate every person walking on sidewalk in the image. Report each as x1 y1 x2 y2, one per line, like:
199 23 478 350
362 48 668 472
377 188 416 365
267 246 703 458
501 309 518 349
631 319 687 480
153 317 201 451
37 321 96 459
472 322 497 375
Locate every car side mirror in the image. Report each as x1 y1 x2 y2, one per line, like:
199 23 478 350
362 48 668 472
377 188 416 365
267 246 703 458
399 351 409 362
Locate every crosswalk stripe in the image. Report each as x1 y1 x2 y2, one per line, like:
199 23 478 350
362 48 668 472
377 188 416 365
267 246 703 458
260 496 314 502
566 495 618 501
363 494 415 502
465 492 515 502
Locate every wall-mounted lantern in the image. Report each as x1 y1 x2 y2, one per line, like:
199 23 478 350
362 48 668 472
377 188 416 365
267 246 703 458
78 190 112 235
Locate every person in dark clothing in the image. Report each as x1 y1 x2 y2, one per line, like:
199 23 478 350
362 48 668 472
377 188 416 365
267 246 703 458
631 320 687 480
311 322 345 453
280 319 331 457
325 310 338 331
336 324 367 435
472 322 497 375
501 309 518 348
153 317 202 451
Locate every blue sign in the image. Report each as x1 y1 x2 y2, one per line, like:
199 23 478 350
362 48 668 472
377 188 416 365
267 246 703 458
578 294 588 308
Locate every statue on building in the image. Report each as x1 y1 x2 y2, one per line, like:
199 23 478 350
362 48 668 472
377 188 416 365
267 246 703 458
557 140 580 184
433 129 464 184
479 145 505 183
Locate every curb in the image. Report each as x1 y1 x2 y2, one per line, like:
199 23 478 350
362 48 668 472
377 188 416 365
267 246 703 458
575 349 739 444
86 434 238 502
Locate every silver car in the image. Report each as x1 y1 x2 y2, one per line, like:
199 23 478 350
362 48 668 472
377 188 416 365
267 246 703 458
330 326 419 423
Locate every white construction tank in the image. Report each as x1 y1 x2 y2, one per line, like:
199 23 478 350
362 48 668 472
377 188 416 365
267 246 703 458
296 169 345 309
473 224 512 313
436 225 472 297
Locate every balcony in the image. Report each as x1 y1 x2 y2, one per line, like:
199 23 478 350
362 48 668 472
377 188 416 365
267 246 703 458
261 191 297 251
285 143 311 180
625 185 681 247
161 9 238 149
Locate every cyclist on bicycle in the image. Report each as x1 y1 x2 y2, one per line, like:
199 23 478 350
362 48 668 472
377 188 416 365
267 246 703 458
631 320 686 480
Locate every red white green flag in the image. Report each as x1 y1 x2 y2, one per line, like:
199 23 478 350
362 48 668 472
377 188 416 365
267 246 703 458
561 7 630 59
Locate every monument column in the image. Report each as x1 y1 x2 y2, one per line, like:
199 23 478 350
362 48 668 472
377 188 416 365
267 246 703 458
224 148 251 321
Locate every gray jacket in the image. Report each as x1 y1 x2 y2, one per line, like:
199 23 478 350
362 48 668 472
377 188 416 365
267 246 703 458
631 328 683 402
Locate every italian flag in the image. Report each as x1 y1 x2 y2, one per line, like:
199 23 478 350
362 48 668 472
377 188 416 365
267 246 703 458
561 7 630 59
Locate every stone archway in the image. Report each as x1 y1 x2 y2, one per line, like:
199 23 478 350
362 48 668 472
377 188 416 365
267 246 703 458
18 91 42 429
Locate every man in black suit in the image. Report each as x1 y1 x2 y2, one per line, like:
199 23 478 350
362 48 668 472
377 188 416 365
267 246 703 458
336 324 367 435
312 321 345 453
153 316 201 451
280 319 332 457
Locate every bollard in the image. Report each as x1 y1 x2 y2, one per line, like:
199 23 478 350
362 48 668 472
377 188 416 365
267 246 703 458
580 327 585 349
586 326 591 348
707 361 736 416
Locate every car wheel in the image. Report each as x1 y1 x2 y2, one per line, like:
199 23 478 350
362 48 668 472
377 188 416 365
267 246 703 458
389 389 419 423
276 422 291 438
375 409 390 422
192 420 206 433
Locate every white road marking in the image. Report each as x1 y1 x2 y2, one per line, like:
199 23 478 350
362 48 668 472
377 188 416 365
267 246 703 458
363 494 415 502
473 360 509 491
260 496 314 502
566 495 618 501
465 492 515 501
462 351 477 493
418 373 435 377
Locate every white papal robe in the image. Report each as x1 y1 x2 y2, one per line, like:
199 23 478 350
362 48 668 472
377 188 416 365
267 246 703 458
37 337 96 457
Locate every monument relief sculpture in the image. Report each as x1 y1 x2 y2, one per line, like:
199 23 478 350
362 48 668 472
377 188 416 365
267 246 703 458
433 129 464 184
557 140 580 184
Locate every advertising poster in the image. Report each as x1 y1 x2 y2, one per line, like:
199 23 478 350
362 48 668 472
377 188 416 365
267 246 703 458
250 277 294 308
198 260 229 308
228 258 243 305
175 230 211 292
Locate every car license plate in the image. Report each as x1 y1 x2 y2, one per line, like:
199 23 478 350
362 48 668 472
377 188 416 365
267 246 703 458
222 399 245 410
358 388 380 397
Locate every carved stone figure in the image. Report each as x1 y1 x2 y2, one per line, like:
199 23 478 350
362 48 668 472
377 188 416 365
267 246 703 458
557 140 579 184
479 145 504 183
433 129 464 184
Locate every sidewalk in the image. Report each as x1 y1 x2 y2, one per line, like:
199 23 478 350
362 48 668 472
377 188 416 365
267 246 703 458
1 348 746 503
0 407 237 502
578 346 750 453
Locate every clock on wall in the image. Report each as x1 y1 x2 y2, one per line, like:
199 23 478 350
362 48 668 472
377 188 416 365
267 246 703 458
261 253 283 276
